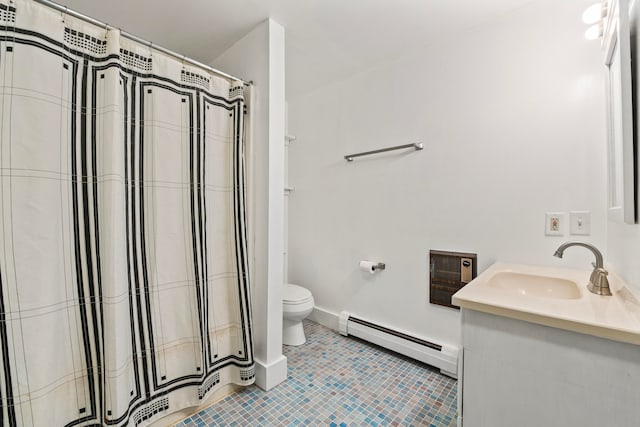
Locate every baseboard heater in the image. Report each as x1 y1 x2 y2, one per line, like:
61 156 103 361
338 311 459 378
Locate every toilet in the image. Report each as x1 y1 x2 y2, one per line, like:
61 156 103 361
282 284 314 346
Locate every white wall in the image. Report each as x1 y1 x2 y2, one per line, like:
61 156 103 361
287 0 607 347
607 0 640 294
212 19 287 390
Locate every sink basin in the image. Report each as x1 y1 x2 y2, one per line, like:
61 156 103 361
452 262 640 345
486 271 581 300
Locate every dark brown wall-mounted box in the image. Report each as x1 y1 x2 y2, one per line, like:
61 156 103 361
429 250 477 309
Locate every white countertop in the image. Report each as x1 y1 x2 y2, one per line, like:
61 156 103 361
452 262 640 345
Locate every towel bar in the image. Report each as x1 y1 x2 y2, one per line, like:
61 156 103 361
345 143 423 162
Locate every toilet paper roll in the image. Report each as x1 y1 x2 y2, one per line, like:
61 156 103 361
359 261 376 274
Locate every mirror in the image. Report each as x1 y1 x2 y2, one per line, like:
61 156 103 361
603 0 636 223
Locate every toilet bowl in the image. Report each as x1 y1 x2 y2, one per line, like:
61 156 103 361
282 284 314 346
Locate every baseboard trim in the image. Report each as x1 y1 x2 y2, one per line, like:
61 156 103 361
254 354 287 391
308 306 340 331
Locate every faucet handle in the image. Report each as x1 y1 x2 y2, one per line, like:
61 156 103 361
592 262 597 269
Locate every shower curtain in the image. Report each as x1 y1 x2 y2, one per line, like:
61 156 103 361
0 1 254 426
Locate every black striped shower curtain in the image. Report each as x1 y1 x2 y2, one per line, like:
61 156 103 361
0 1 254 425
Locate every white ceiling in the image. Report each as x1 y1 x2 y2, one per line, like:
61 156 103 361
59 0 548 98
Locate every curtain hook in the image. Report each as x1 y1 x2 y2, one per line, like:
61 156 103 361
61 6 68 23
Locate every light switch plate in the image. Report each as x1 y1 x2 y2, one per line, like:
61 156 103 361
545 212 565 236
570 211 591 235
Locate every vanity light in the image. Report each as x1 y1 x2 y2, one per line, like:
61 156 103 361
585 24 602 40
582 1 608 40
582 3 603 24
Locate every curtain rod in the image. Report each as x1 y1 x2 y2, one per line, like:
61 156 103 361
31 0 253 86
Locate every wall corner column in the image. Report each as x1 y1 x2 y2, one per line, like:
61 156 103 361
212 18 287 390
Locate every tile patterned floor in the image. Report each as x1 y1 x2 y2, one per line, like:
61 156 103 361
176 321 457 426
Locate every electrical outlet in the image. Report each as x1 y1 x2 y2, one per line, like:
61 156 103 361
545 212 565 236
570 211 591 235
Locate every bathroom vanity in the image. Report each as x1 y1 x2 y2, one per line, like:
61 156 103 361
452 263 640 427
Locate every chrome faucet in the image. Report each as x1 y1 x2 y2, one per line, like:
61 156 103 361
553 242 611 296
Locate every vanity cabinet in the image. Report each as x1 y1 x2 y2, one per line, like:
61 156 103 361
460 309 640 427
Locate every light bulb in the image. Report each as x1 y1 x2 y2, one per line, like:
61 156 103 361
585 24 600 40
582 3 602 24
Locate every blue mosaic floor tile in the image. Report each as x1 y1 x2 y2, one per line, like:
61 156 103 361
176 320 457 426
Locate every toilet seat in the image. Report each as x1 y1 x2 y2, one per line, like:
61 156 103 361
283 284 313 304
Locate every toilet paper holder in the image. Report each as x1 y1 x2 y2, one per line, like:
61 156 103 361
373 262 386 271
359 260 386 273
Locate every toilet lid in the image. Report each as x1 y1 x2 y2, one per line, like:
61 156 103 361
283 284 312 303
